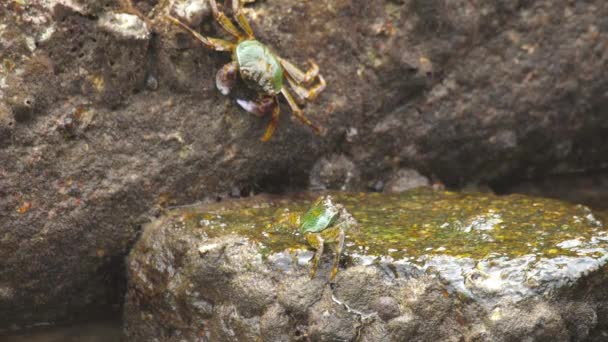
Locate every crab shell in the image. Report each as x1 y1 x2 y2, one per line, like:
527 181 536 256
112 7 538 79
299 197 340 234
235 40 284 96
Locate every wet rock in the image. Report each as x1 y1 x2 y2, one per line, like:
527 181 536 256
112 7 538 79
124 190 608 341
3 0 608 330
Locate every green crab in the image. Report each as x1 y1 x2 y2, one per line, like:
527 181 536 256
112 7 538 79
300 195 354 281
161 0 327 141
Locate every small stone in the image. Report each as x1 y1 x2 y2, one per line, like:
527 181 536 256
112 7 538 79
229 272 276 317
98 13 150 41
171 0 211 27
0 285 15 301
145 74 158 91
384 168 430 193
277 275 325 316
308 293 358 342
489 303 567 340
260 304 291 341
309 154 361 191
387 313 420 341
371 296 401 321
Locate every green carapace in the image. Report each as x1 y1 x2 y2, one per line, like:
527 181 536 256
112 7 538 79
299 196 340 234
165 0 326 141
235 40 284 95
298 196 351 281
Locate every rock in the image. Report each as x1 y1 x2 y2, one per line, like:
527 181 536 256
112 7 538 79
97 13 150 41
171 0 211 27
500 172 608 211
309 154 361 191
307 289 359 342
124 189 608 341
332 266 389 313
489 303 568 341
383 168 430 193
387 312 421 341
358 320 390 342
557 302 597 341
0 103 15 145
277 275 325 317
370 296 400 322
2 0 608 330
259 304 291 341
229 272 276 317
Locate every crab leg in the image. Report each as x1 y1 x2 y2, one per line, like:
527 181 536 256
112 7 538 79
216 62 238 95
305 233 324 279
260 98 280 142
118 0 137 15
285 73 327 102
118 0 153 27
280 88 325 136
280 58 322 85
229 0 254 38
330 228 345 281
235 96 280 141
165 15 235 52
209 0 245 39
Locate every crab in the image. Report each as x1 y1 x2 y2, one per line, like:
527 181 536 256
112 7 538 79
299 195 354 281
122 0 327 141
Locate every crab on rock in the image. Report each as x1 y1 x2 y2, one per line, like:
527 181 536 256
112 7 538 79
300 195 356 281
163 0 327 141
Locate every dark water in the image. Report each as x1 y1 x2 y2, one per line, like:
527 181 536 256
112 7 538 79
3 320 122 342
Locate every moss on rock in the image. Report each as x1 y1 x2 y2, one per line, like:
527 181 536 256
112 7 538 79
173 188 607 261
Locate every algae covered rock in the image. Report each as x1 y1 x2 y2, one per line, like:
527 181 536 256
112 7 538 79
124 189 608 341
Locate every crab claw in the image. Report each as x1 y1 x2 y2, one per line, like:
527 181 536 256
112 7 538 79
236 97 280 141
236 97 275 117
216 62 238 95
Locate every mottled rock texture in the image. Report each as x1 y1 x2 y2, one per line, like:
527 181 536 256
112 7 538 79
1 0 608 330
124 191 608 341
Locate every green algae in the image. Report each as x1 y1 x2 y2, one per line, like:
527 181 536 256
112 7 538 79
173 188 607 261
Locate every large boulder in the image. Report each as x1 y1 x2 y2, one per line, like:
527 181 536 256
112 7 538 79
124 189 608 341
1 0 608 330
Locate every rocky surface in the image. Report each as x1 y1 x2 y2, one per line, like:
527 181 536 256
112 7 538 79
124 189 608 341
1 0 608 330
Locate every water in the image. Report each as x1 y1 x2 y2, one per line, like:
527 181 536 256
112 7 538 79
3 320 122 342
